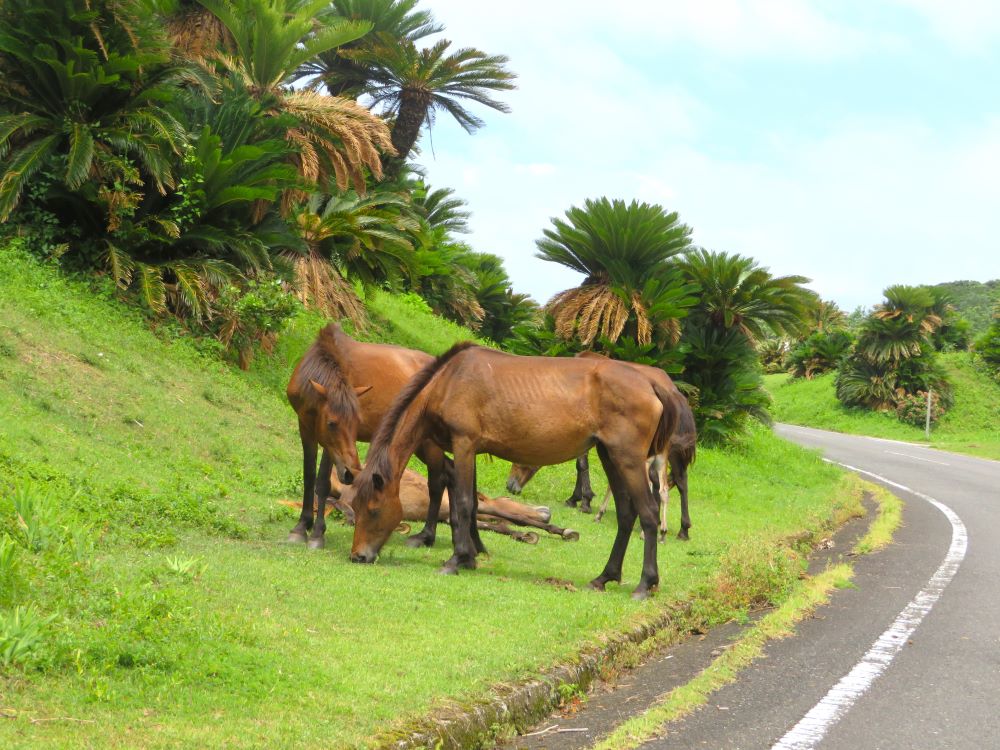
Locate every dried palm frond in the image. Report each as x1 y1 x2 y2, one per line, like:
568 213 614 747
167 5 233 57
285 249 367 328
282 91 395 192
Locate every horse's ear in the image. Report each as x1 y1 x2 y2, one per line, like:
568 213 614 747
373 473 384 491
354 384 373 398
309 379 328 398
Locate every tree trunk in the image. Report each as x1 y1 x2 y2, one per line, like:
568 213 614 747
385 87 431 177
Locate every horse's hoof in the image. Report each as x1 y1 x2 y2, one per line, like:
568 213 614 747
564 498 578 508
534 506 551 523
658 532 667 544
561 529 580 542
519 532 540 545
632 588 651 601
405 533 434 549
593 514 604 524
307 537 325 550
677 530 690 541
588 579 606 592
578 505 592 515
439 563 458 575
286 531 308 544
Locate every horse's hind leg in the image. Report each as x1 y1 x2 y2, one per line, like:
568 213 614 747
567 453 595 512
469 461 487 555
406 445 448 548
288 432 318 543
588 445 637 592
673 459 691 541
306 450 333 549
593 486 613 522
650 455 669 543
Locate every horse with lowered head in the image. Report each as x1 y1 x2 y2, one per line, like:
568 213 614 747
349 343 681 599
285 323 449 549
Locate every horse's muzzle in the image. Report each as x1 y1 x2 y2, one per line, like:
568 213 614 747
350 550 376 564
506 478 522 495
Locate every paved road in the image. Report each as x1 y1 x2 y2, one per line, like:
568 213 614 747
651 424 1000 749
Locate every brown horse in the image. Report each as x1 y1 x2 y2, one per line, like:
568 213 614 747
349 343 680 599
327 468 578 541
506 353 696 540
285 323 449 549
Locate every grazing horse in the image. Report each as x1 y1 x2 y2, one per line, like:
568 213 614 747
349 343 680 599
285 323 449 549
507 353 696 540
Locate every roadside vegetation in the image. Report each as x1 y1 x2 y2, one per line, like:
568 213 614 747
765 353 1000 461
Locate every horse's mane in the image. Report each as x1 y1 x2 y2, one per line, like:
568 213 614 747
293 324 360 421
364 340 479 480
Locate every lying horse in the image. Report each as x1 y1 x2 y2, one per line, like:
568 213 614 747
285 323 449 549
507 353 696 540
327 468 579 542
349 343 679 599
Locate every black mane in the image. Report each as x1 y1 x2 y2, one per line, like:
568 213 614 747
363 340 479 481
293 324 360 421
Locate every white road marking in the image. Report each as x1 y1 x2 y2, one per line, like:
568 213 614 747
884 451 950 466
771 461 968 750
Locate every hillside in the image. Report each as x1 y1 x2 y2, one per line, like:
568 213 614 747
0 242 853 748
930 279 1000 337
765 353 1000 461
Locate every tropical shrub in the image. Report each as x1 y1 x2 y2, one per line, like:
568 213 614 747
788 330 853 380
836 285 952 414
757 338 789 374
896 390 944 426
214 279 300 369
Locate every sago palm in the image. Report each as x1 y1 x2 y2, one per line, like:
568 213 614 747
859 284 941 363
679 250 814 342
303 0 443 97
536 198 697 347
0 0 188 222
353 37 516 174
195 0 394 191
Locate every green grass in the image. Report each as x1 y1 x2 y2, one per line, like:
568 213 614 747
765 355 1000 461
0 242 850 748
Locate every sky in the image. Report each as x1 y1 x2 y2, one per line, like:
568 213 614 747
407 0 1000 311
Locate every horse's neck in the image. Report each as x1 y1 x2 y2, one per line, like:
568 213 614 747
385 391 431 482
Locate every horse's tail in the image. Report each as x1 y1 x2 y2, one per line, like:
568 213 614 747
649 381 680 460
672 403 697 469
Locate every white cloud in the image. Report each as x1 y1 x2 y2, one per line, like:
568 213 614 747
891 0 1000 50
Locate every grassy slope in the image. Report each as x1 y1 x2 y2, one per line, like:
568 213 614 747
1 244 848 748
765 355 1000 461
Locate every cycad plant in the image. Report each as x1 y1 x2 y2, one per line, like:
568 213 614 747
787 330 853 379
678 250 815 443
537 198 698 349
0 0 188 223
836 285 952 412
350 36 516 174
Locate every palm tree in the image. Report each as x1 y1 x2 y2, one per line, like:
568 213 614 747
808 299 847 333
352 37 516 175
679 250 814 342
860 284 941 363
194 0 394 192
291 187 418 308
536 198 697 348
0 0 187 222
410 179 470 233
302 0 443 97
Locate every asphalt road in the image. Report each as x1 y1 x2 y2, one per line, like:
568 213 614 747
648 424 1000 750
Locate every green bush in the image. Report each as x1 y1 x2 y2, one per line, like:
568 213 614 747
896 390 944 426
214 280 301 369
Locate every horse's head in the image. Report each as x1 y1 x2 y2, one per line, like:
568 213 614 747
349 468 402 563
506 464 540 495
309 379 370 485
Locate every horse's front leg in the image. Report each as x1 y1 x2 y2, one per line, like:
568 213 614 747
288 432 317 543
673 458 692 541
406 444 448 548
307 450 333 549
440 443 479 575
